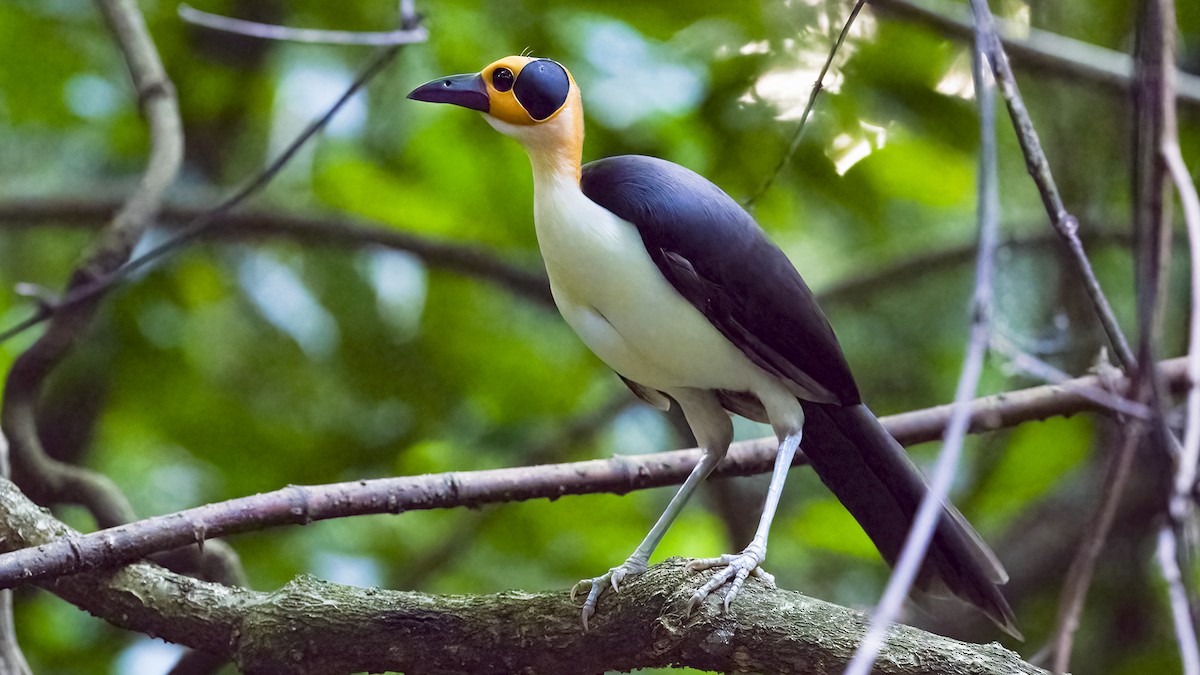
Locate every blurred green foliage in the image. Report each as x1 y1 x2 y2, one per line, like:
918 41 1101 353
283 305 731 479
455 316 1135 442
0 0 1197 672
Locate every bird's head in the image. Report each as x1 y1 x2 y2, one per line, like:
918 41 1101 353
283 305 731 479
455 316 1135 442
408 56 584 178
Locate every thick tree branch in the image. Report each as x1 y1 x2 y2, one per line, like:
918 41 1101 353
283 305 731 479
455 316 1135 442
0 0 183 528
0 1 248 590
0 197 553 307
1 198 1149 314
0 476 1041 674
0 357 1188 591
1132 0 1176 358
870 0 1200 108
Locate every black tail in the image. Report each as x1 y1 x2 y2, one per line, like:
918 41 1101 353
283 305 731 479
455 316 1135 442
800 401 1021 639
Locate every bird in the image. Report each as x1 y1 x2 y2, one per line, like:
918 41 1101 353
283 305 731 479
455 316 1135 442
408 55 1019 637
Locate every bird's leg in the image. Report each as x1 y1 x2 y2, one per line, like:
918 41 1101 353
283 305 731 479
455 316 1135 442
572 447 726 630
686 430 802 614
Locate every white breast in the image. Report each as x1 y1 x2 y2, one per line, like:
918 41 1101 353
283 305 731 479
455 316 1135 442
531 175 783 401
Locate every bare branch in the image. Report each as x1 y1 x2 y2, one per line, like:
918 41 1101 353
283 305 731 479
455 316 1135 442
1149 0 1200 668
848 20 1002 672
178 4 427 45
0 0 183 667
1 0 183 527
0 477 1045 674
0 357 1189 592
1047 417 1147 674
819 228 1134 305
0 3 256 670
869 0 1200 108
2 198 1147 313
1050 2 1185 668
969 0 1137 372
990 333 1151 419
1131 0 1176 361
0 432 29 675
1167 115 1200 519
1160 524 1200 675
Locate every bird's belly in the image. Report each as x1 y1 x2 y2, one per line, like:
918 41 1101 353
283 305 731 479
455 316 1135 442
536 194 767 393
552 278 760 392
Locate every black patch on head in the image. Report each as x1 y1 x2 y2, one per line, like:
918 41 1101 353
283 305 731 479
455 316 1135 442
492 67 514 92
513 59 569 121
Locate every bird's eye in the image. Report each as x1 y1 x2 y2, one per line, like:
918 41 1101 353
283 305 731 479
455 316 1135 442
492 67 515 92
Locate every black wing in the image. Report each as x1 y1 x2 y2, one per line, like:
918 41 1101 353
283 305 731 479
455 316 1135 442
580 155 860 407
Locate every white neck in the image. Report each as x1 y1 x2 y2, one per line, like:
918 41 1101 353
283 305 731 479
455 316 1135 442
485 89 584 189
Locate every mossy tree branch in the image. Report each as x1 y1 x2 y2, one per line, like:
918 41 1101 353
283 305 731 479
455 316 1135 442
0 477 1042 674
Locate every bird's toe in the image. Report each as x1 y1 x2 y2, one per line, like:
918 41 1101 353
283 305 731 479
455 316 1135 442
684 548 770 614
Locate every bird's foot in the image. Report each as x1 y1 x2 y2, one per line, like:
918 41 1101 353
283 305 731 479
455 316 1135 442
685 546 775 615
570 558 649 630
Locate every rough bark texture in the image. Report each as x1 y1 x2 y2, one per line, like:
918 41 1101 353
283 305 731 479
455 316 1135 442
229 563 1042 675
0 479 1042 674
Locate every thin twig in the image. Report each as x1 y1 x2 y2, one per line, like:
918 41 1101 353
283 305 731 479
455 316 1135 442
1158 1 1200 668
869 0 1200 108
0 358 1188 592
1159 525 1200 675
178 4 427 46
0 0 183 668
818 228 1134 305
990 332 1151 419
0 43 413 345
1048 421 1146 673
846 18 999 672
0 432 30 675
1050 2 1181 670
1166 138 1200 517
743 0 866 207
1 0 184 526
971 1 1137 372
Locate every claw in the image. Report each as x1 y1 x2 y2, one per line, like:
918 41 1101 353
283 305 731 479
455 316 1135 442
684 548 769 616
609 569 622 593
581 604 594 632
571 560 647 630
752 566 776 587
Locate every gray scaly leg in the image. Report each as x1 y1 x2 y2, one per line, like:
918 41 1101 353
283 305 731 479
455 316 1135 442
685 430 801 613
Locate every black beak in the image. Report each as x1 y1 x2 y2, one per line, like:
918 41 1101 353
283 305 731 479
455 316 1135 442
407 73 490 113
